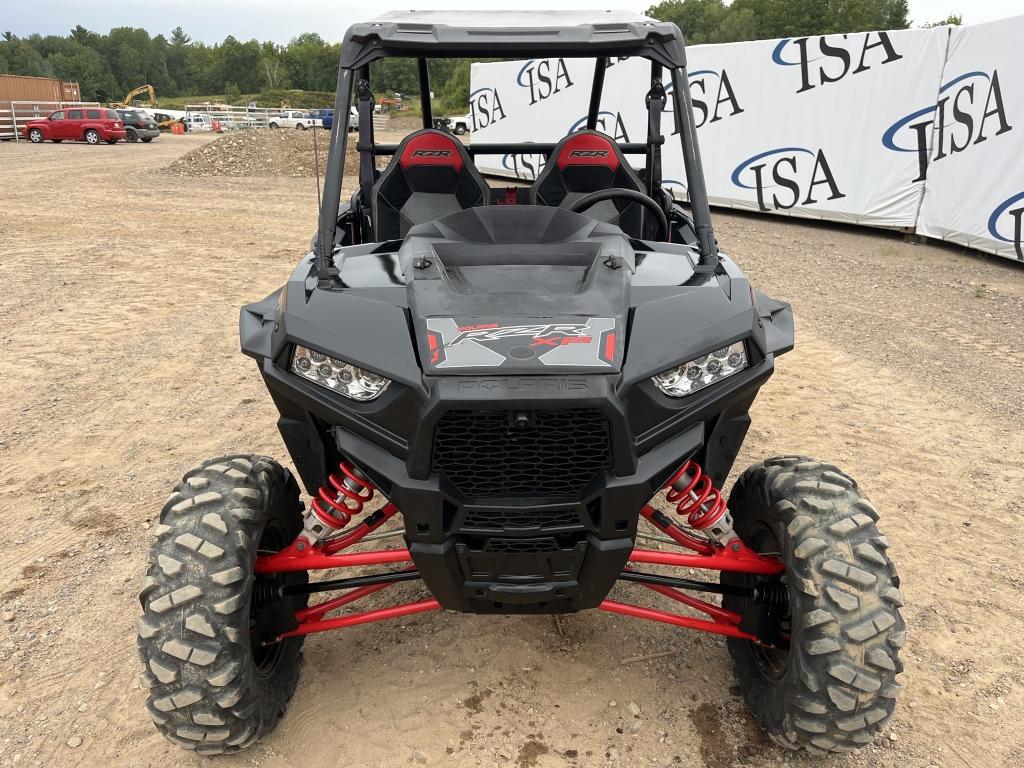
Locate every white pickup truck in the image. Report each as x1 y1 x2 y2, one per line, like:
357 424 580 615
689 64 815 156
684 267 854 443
446 112 472 135
268 110 318 130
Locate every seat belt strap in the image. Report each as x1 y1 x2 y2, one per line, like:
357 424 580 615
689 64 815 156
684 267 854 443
357 80 376 235
645 81 666 202
644 78 668 241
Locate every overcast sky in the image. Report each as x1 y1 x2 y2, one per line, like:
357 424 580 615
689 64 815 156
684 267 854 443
5 1 1021 44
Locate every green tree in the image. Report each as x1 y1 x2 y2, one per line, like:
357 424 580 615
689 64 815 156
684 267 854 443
5 39 50 76
49 42 118 101
647 0 910 42
218 36 262 92
437 59 471 112
281 33 338 91
646 0 730 43
713 7 759 42
166 27 192 94
920 14 963 27
69 24 101 49
187 42 220 94
260 41 287 89
370 58 419 98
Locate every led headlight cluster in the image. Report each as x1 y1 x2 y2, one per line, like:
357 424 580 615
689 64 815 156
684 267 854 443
652 341 748 397
290 345 390 401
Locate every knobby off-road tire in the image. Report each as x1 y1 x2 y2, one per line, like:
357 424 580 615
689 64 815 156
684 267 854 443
138 455 308 754
723 456 904 754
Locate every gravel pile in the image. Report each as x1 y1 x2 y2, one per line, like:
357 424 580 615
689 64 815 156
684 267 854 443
165 128 352 178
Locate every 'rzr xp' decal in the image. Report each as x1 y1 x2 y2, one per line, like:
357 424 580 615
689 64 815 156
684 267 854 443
453 322 591 344
424 317 617 369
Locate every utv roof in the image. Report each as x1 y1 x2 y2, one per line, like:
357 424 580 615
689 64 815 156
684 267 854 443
339 10 688 69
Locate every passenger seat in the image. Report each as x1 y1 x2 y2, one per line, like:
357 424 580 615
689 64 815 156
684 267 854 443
372 129 490 241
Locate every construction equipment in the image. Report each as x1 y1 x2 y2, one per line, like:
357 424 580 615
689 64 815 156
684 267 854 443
111 84 158 109
378 95 405 112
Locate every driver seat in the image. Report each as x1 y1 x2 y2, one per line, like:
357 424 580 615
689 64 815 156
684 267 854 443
529 130 646 238
372 129 490 241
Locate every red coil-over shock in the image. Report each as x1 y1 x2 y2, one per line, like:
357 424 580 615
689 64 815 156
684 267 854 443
664 460 737 545
303 460 376 542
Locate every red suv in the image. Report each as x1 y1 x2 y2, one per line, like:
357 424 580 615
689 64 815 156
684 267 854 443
22 108 126 145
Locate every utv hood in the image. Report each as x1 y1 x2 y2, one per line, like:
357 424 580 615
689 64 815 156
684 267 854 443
400 207 633 375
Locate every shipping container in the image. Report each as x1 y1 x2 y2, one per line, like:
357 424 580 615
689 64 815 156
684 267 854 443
0 75 85 139
0 73 81 103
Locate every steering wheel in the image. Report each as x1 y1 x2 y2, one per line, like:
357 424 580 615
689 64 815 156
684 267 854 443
565 187 669 241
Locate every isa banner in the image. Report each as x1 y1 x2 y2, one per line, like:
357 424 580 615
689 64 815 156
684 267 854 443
915 16 1024 262
682 28 948 228
470 27 949 229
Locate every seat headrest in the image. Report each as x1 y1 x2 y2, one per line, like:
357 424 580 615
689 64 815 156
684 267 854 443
399 130 465 172
555 131 621 171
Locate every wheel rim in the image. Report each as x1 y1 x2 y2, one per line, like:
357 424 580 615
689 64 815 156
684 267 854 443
249 522 294 674
30 131 41 142
738 523 792 681
86 132 98 144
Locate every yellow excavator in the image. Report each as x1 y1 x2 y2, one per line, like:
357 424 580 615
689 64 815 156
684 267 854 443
110 84 158 109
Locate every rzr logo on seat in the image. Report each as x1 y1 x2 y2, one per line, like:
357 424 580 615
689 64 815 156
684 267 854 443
568 149 608 159
412 149 452 158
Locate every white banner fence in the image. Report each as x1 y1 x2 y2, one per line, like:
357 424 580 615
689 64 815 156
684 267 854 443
469 15 1024 262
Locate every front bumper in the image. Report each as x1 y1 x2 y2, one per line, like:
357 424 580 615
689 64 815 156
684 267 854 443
258 356 772 612
129 127 160 139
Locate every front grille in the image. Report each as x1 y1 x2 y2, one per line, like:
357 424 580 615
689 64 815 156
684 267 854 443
484 537 559 554
461 507 581 531
432 409 612 500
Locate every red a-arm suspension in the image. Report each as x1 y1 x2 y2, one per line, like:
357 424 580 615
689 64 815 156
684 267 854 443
255 458 784 645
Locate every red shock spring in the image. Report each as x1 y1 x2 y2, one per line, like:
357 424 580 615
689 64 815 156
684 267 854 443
310 460 376 531
664 460 729 533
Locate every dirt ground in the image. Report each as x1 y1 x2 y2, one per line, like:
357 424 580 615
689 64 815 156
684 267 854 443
1 132 1023 768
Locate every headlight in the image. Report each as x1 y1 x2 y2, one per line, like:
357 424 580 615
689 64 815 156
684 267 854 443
652 341 748 397
290 345 391 401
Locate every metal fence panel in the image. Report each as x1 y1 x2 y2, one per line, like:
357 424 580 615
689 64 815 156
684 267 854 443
184 104 282 130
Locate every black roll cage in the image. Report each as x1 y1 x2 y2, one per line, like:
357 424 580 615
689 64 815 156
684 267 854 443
315 19 718 285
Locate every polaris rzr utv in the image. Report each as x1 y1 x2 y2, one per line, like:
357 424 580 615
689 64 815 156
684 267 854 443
139 10 904 757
